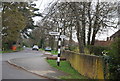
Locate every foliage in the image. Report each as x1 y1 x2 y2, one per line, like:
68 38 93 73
69 46 77 51
2 46 23 53
2 2 39 50
46 60 87 79
20 3 40 36
51 50 58 55
2 2 26 48
87 45 109 56
36 2 118 53
22 42 29 47
107 38 120 79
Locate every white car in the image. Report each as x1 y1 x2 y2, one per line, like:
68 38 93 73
32 45 39 51
45 47 52 51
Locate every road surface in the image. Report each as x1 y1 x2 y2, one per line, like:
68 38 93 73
1 48 47 79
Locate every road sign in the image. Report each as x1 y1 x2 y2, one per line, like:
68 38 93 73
60 35 66 38
49 32 60 35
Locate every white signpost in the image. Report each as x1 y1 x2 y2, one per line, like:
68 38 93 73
49 32 60 36
49 30 66 66
60 35 66 39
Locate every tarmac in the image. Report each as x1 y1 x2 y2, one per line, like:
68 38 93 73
7 51 68 79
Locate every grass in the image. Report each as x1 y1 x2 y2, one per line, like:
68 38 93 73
2 47 23 53
39 48 44 51
2 49 14 53
46 60 88 79
40 48 58 55
51 50 58 55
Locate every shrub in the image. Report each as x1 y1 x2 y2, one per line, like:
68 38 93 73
87 45 109 56
69 46 77 51
2 43 9 51
108 38 120 79
22 42 29 47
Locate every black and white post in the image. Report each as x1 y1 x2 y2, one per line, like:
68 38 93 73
57 27 62 66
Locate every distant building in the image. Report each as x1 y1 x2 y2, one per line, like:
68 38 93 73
94 40 111 46
94 29 120 46
110 29 120 41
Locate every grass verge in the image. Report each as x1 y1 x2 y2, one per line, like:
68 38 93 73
2 50 14 53
51 50 58 55
46 59 88 79
2 47 23 53
39 48 44 51
40 48 58 55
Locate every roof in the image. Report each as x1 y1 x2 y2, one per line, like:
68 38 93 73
110 29 120 39
94 40 111 46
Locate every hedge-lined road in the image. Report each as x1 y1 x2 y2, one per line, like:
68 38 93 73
2 48 47 79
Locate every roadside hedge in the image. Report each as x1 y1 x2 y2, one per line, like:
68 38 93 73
87 45 109 56
108 38 120 79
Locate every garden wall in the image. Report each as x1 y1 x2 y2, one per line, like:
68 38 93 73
62 50 105 79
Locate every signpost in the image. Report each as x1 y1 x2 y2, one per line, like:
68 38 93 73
49 32 60 35
49 26 66 66
57 28 62 66
60 35 66 39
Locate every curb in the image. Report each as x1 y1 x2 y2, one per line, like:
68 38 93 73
7 60 57 81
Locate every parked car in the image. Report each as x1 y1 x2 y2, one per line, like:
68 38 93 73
32 45 39 51
45 47 52 51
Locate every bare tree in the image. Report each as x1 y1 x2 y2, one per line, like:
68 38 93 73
35 1 118 53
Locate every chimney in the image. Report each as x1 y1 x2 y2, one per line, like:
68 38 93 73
107 37 109 41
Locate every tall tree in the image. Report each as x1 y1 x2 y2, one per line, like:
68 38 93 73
2 2 26 49
2 2 40 49
35 1 118 53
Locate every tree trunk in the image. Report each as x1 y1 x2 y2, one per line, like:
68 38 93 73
68 20 73 50
91 29 97 45
82 2 86 46
50 36 54 50
76 21 85 53
71 3 85 53
91 2 99 45
62 20 66 47
87 2 92 45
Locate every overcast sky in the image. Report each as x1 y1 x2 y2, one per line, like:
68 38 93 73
32 0 55 23
33 0 119 41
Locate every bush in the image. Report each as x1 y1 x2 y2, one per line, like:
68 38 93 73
108 38 120 79
87 45 109 56
2 43 13 51
69 46 77 51
22 42 29 47
109 38 120 57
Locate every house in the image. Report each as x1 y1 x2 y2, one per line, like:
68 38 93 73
94 40 111 46
110 29 120 41
94 29 120 46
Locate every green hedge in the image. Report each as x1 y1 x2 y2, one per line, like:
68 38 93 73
87 45 109 56
108 38 120 79
69 46 77 51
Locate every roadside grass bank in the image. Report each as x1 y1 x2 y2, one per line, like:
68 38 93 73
39 48 44 51
40 48 58 55
50 50 58 55
2 50 14 53
2 47 23 53
46 59 88 79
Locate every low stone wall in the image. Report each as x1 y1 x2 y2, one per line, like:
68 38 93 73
62 50 105 79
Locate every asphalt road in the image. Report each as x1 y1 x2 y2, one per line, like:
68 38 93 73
1 48 48 79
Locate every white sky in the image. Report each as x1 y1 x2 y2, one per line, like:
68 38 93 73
32 0 54 24
33 0 119 42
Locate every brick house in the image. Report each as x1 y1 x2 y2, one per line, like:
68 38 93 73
110 29 120 41
94 29 120 46
94 40 111 46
